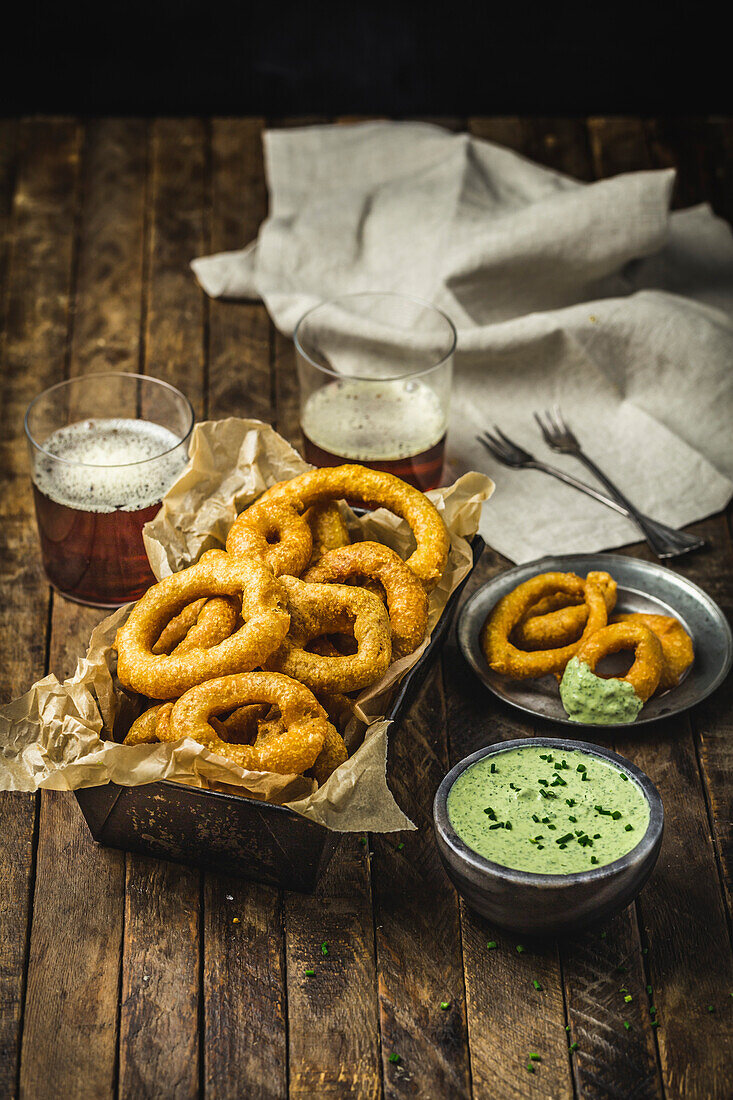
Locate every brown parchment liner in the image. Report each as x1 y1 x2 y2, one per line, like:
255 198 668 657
0 419 493 832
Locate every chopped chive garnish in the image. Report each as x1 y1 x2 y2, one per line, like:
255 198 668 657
490 762 497 774
621 774 628 781
557 833 575 845
591 856 598 865
509 783 520 791
554 762 563 770
547 824 557 830
505 822 513 831
305 969 315 976
623 1021 631 1031
440 1001 450 1010
529 1052 541 1060
532 814 540 823
321 942 329 955
360 837 367 846
538 779 548 787
533 980 543 990
582 773 589 781
650 1006 657 1014
526 1064 535 1073
540 789 557 799
642 948 648 955
624 995 632 1003
593 834 601 839
625 825 633 832
600 931 607 939
565 798 576 807
707 1005 715 1013
398 843 404 850
569 815 577 823
389 1053 401 1064
651 1020 660 1027
565 1025 570 1032
487 940 497 949
646 985 653 995
537 845 545 849
611 811 622 820
569 1041 578 1052
577 764 587 773
489 822 503 830
516 944 525 954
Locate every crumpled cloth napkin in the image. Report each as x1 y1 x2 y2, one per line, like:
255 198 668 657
192 121 733 563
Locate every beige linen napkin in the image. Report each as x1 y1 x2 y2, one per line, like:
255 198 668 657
192 121 733 563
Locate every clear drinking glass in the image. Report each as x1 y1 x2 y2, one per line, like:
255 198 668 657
294 292 456 490
25 372 194 607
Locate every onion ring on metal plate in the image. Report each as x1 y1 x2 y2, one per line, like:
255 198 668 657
115 549 289 699
480 571 609 679
611 612 693 691
304 541 429 657
512 571 617 650
266 575 392 693
227 464 449 591
161 672 347 781
574 621 664 702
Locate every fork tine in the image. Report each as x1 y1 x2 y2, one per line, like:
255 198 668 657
533 411 550 441
477 430 509 458
494 426 523 451
554 404 569 433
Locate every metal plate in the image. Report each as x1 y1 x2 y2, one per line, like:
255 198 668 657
458 552 732 729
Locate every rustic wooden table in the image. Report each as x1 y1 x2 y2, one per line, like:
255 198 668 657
1 117 732 1100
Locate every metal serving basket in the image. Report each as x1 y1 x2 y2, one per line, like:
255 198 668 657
74 538 485 892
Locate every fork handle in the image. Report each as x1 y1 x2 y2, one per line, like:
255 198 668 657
528 461 704 557
569 453 699 559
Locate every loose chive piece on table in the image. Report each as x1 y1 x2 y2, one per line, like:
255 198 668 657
487 940 497 949
516 944 525 954
708 1005 715 1013
533 980 543 991
527 1064 535 1074
321 942 329 956
623 1021 632 1031
569 1042 578 1052
647 985 653 995
398 843 404 850
305 969 315 976
389 1053 401 1064
528 1052 541 1061
624 995 633 1003
440 1001 450 1010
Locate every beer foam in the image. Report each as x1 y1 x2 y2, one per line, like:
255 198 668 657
31 418 189 513
301 379 446 461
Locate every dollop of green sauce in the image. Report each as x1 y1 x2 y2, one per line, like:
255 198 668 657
446 745 650 874
560 657 643 725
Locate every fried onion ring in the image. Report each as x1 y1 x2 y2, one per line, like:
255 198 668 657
153 597 240 656
265 576 392 693
611 613 694 691
574 621 663 702
161 672 346 780
480 571 609 679
305 501 351 565
512 571 617 650
227 464 449 591
124 702 173 745
115 550 289 699
303 541 429 657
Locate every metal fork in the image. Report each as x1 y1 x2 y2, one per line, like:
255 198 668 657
477 425 704 559
531 408 705 558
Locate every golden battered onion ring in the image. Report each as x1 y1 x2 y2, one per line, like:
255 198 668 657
225 498 314 577
162 672 346 780
305 501 351 565
124 702 173 745
480 572 609 679
115 550 289 699
227 464 449 591
513 572 617 650
266 576 392 693
303 541 429 658
153 597 240 656
574 621 664 703
611 613 694 691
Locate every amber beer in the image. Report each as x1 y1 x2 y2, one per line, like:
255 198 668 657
30 418 188 606
300 378 448 491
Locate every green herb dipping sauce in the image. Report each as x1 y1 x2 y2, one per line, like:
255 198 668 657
446 746 650 874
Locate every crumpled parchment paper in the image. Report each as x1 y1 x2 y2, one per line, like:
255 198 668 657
0 418 493 832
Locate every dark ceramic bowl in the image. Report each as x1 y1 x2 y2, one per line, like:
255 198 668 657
433 737 664 936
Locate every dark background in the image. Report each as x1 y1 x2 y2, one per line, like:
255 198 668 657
1 0 729 116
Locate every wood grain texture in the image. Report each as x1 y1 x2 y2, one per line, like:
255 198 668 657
0 118 81 1100
145 118 207 418
208 118 272 422
372 671 471 1099
203 117 288 1100
284 840 380 1099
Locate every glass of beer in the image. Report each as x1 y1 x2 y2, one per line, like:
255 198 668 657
294 293 456 490
25 373 193 607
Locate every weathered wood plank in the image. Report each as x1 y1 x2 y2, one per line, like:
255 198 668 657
203 116 287 1100
371 671 471 1098
116 118 206 1100
468 117 528 153
145 118 207 418
208 118 272 423
525 118 594 181
0 118 81 1100
19 119 150 1100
